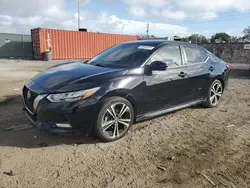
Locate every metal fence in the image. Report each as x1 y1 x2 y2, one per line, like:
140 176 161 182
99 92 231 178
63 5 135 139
0 33 32 59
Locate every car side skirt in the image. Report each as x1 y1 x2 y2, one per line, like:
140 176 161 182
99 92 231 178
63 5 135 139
136 99 204 122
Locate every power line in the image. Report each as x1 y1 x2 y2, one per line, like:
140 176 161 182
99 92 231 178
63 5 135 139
161 16 250 26
162 12 250 25
180 11 250 21
177 15 250 25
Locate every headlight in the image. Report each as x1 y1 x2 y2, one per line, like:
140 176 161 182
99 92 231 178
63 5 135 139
47 87 100 102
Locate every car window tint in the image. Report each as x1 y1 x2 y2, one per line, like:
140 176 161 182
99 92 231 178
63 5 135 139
184 46 208 64
208 52 221 62
149 45 182 68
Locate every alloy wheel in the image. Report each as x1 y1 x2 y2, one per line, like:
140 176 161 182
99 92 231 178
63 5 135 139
101 102 132 139
210 81 222 106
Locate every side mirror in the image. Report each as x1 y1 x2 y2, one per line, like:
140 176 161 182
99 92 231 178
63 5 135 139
150 61 168 71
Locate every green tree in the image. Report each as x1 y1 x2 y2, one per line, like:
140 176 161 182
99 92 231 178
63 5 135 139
188 34 209 44
230 36 240 43
211 32 231 43
243 26 250 40
180 37 189 42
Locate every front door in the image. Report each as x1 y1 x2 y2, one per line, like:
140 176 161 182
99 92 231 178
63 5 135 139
142 44 190 113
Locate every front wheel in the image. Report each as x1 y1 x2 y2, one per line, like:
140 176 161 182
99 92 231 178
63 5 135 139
204 79 223 107
95 97 134 142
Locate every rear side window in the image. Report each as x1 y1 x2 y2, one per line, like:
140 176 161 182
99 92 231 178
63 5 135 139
184 46 208 64
208 52 221 62
148 45 182 68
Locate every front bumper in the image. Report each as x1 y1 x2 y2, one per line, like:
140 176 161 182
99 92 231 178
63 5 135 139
22 93 100 135
23 110 74 134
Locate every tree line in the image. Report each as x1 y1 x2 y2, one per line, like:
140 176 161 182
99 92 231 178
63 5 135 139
139 26 250 44
180 26 250 44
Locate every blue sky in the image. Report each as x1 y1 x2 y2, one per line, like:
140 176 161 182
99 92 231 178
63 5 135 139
78 0 250 36
1 0 250 37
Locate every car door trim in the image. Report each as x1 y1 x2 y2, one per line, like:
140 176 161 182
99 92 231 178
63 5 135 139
136 99 204 122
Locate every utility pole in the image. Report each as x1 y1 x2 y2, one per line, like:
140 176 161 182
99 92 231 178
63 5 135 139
78 0 80 30
146 23 149 38
77 0 85 30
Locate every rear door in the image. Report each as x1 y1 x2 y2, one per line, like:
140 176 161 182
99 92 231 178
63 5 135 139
181 45 211 101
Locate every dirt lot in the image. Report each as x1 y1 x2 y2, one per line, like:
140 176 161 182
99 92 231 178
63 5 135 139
0 59 249 188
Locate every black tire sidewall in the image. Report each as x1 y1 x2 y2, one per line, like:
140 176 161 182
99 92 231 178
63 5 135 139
95 97 134 142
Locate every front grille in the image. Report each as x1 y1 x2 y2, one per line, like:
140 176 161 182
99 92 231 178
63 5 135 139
23 86 38 113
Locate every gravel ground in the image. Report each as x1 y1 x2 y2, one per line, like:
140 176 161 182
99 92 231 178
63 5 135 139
0 59 249 188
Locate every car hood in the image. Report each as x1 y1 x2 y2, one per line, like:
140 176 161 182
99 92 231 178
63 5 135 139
27 61 123 94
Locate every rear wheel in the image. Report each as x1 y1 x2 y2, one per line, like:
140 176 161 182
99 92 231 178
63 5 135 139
204 79 223 107
95 97 134 142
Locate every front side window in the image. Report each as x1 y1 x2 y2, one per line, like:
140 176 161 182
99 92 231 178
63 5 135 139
184 46 208 64
148 45 182 68
87 43 156 68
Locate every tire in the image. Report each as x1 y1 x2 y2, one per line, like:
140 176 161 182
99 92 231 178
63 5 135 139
95 97 134 142
204 79 223 108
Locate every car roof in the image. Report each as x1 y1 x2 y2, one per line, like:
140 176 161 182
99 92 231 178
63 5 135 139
124 40 200 48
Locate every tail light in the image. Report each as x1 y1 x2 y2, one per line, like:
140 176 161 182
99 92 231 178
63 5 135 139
226 65 230 71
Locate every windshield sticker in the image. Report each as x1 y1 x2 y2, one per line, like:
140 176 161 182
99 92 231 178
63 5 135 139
138 45 155 50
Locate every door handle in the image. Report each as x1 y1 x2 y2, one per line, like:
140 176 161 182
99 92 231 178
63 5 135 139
209 66 215 71
178 72 187 78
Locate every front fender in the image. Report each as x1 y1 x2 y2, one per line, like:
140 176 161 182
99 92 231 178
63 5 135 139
96 88 138 121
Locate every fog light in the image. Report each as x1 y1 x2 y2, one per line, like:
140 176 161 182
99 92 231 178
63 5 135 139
56 123 72 128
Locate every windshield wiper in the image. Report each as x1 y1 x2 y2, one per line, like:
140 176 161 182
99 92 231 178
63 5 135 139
95 63 108 68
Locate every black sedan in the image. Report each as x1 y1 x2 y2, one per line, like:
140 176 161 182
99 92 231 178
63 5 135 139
22 40 230 141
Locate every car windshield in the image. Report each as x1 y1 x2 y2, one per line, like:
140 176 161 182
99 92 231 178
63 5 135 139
87 43 156 68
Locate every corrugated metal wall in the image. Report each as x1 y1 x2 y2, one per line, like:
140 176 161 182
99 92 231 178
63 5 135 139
31 29 41 60
0 33 32 59
31 28 138 60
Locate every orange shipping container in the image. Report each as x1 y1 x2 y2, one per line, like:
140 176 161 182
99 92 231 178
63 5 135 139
31 28 138 60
